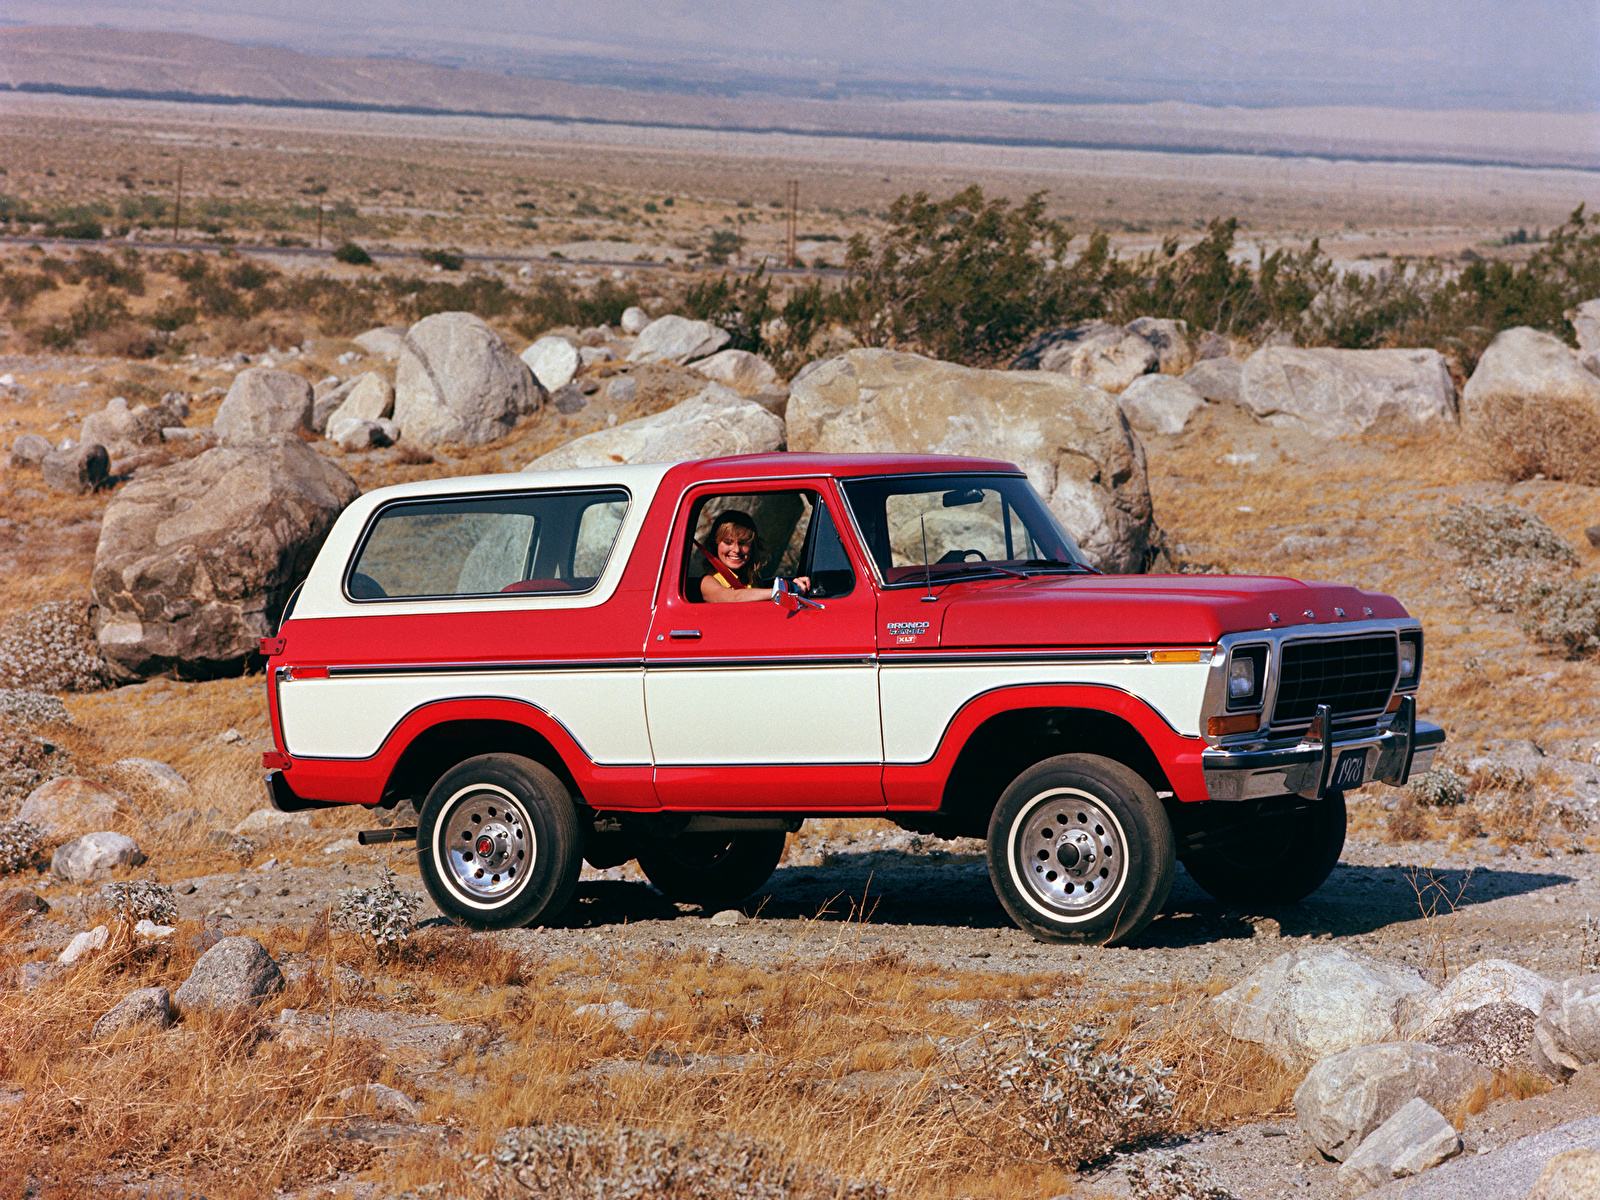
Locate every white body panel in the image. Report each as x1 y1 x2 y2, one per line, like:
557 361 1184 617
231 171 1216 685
279 669 650 763
879 660 1210 762
644 665 883 765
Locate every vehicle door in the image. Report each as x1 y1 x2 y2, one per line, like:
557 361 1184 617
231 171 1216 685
644 479 884 808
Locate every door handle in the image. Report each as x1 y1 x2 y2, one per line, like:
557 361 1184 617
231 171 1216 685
669 629 702 640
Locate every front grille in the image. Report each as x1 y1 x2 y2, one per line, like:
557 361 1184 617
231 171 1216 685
1272 635 1398 725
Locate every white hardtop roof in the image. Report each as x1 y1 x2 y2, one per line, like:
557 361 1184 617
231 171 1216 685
351 460 676 507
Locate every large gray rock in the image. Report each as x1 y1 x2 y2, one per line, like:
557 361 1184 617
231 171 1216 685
1338 1097 1461 1196
526 383 783 471
328 417 391 452
520 336 580 391
394 312 543 447
1364 1115 1600 1199
51 831 145 883
1528 1148 1600 1200
626 315 730 365
80 397 166 455
787 349 1159 573
1013 321 1158 393
326 372 393 428
1571 299 1600 377
619 305 650 335
213 368 313 446
41 442 109 494
352 325 407 360
1183 356 1244 405
1531 975 1600 1079
1295 1042 1492 1161
19 776 133 837
173 936 283 1013
89 435 359 679
10 432 52 465
92 986 175 1039
690 349 780 396
1418 960 1553 1035
1211 948 1437 1063
1125 316 1192 374
1239 347 1457 436
108 758 192 806
1119 373 1204 436
1461 326 1600 483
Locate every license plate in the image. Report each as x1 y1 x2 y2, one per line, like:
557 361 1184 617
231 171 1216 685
1332 749 1368 791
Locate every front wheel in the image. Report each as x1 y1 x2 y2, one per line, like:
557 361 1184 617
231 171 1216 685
987 754 1175 945
636 831 787 909
417 754 581 930
1180 791 1346 907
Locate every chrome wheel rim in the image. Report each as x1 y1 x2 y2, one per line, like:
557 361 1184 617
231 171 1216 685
1009 787 1128 920
439 784 533 903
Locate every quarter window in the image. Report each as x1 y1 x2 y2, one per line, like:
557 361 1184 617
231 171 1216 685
347 488 629 600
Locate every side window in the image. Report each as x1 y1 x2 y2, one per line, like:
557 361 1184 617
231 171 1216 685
683 489 815 601
348 488 629 600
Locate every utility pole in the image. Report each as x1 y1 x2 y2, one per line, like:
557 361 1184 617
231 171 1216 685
173 162 182 244
317 195 323 248
785 179 799 269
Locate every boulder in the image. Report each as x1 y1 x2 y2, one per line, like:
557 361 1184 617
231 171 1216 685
1041 326 1158 393
579 345 617 367
89 435 359 679
58 924 109 964
1528 1148 1600 1200
526 383 783 471
786 349 1159 573
80 397 166 455
352 325 407 360
310 376 357 433
91 986 175 1040
1125 316 1193 374
326 372 394 428
41 442 109 494
520 336 580 391
619 306 651 335
1361 1115 1600 1199
1211 948 1437 1063
1417 960 1553 1034
108 758 192 806
51 831 145 882
329 417 391 452
690 349 781 396
1460 326 1600 483
1338 1097 1461 1195
1009 320 1121 370
19 776 133 837
1295 1042 1492 1161
626 315 730 365
1119 374 1205 436
1425 1002 1538 1072
10 432 52 466
1238 347 1457 436
1531 975 1600 1079
212 368 313 445
1183 356 1244 406
173 935 283 1013
394 312 543 447
1568 298 1600 378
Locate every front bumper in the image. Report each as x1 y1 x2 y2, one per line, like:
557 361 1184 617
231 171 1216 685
1201 697 1444 802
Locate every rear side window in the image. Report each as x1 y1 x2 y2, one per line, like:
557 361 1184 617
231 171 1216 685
346 488 629 600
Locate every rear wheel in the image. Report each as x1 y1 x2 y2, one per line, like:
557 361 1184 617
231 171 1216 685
417 754 581 930
988 754 1174 945
636 831 787 909
1180 791 1346 906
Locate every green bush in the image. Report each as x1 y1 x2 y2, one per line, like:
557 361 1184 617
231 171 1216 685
682 270 771 354
1519 577 1600 659
419 248 464 271
333 241 374 266
1435 501 1578 567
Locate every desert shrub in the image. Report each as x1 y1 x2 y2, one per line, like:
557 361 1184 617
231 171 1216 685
225 259 276 291
705 229 744 265
1459 557 1555 612
32 290 131 349
1409 767 1469 807
481 1123 885 1199
100 879 178 924
333 241 373 266
74 249 144 295
419 248 464 271
334 865 420 959
1518 576 1600 658
1466 759 1534 799
0 820 44 874
0 601 113 691
1470 396 1600 486
516 275 639 335
396 274 516 322
1435 502 1578 567
0 267 57 312
1125 1153 1238 1200
682 270 772 354
938 1020 1173 1170
1386 800 1428 842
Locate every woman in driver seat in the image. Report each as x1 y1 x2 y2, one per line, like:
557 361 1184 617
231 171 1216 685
698 510 809 603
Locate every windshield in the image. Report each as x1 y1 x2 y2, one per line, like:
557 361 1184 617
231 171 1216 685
839 474 1091 585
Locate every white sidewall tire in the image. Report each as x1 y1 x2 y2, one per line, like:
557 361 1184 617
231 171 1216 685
1004 786 1132 925
431 782 537 913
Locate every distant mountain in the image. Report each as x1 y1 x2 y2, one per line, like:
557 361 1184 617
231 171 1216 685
3 25 1598 171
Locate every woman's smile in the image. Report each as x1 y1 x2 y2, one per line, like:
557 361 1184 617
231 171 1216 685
719 538 750 567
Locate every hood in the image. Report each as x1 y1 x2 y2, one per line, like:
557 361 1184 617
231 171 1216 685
937 574 1410 649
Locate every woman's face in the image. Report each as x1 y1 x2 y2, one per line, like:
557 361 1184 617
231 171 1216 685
717 529 753 570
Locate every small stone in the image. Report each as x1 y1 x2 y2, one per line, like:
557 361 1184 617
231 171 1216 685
232 808 312 836
1337 1097 1461 1194
177 880 197 895
133 918 176 939
334 1082 420 1121
0 888 49 921
1585 525 1600 549
41 442 109 494
573 1000 652 1031
521 336 581 391
708 909 748 926
238 884 260 899
1295 1042 1493 1161
51 831 145 882
91 986 175 1040
619 306 650 335
10 432 52 465
19 960 70 990
173 935 284 1013
58 924 110 964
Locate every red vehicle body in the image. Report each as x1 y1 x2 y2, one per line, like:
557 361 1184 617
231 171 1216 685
261 453 1441 943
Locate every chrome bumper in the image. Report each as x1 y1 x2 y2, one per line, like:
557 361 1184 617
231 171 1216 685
1201 697 1444 802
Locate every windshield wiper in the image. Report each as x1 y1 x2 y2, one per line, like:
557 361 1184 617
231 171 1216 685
933 562 1028 580
1018 559 1098 575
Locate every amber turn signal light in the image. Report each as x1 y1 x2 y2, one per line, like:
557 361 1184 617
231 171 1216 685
1151 648 1211 663
1207 713 1260 737
1386 694 1404 713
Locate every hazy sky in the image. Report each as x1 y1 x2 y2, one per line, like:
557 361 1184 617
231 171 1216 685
4 0 1599 110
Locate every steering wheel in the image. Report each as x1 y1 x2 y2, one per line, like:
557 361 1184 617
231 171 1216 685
936 549 987 564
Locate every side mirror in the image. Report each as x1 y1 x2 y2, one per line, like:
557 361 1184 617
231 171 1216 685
771 578 824 612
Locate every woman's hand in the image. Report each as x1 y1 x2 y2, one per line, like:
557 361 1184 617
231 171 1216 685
793 576 811 594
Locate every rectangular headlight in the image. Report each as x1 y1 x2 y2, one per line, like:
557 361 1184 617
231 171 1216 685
1397 632 1422 687
1228 657 1255 698
1225 644 1268 711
